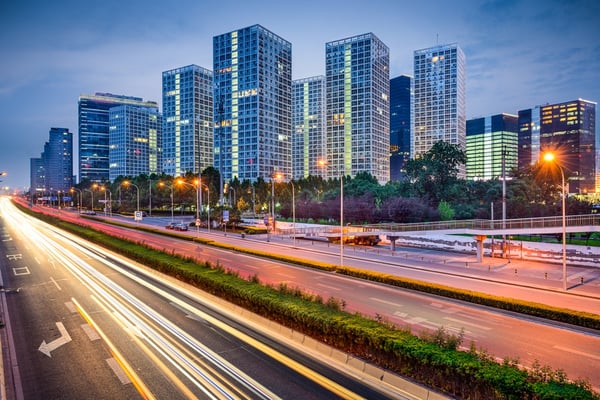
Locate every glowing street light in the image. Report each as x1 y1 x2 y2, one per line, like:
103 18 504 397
543 151 567 291
159 182 174 223
70 187 82 214
176 178 200 236
122 180 140 214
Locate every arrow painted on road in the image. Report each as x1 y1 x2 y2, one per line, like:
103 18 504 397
39 322 72 357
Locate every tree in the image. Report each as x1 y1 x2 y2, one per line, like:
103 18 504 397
404 141 467 205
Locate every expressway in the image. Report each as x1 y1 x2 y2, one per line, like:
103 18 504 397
0 199 402 399
6 200 600 393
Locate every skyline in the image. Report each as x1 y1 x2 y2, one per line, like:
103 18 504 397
1 0 599 190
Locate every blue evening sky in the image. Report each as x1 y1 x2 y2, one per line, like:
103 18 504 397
1 0 598 190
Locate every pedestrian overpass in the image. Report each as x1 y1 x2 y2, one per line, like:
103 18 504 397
280 214 600 262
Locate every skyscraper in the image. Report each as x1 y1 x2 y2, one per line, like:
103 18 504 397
30 127 72 194
412 43 466 165
109 104 162 180
162 65 213 177
292 76 326 180
466 114 518 181
79 93 157 183
325 33 390 184
519 99 597 194
213 24 292 184
390 75 411 181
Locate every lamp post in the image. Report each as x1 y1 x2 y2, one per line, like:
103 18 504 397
70 188 82 214
543 152 567 291
177 179 200 236
201 184 210 232
290 180 295 246
148 178 154 217
122 181 140 216
318 160 344 268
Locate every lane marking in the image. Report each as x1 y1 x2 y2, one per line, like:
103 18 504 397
50 276 62 291
370 297 404 308
13 266 30 275
444 317 492 331
38 322 72 357
106 358 132 385
315 283 342 291
81 324 101 341
554 346 600 361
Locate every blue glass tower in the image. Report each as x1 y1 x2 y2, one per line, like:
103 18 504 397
390 75 411 181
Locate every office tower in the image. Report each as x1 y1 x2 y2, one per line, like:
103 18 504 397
519 99 596 194
79 93 157 183
466 114 518 181
292 76 326 179
390 75 411 181
213 24 292 184
325 33 390 184
108 104 162 180
517 106 542 170
412 43 466 165
44 127 73 192
162 65 213 177
30 157 44 195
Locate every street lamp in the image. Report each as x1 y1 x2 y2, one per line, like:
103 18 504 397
176 178 200 236
100 186 112 216
201 184 210 232
122 181 140 215
318 160 344 268
70 188 82 214
543 151 567 291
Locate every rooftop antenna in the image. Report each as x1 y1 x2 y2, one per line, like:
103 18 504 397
436 33 439 45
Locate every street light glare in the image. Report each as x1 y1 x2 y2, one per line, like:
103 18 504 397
543 152 556 163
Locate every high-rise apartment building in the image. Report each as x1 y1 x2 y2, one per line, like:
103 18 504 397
390 75 411 181
109 104 162 180
79 93 157 183
213 24 292 183
292 76 326 179
162 65 213 177
519 99 597 194
325 33 390 184
412 43 466 165
30 127 73 193
466 114 518 181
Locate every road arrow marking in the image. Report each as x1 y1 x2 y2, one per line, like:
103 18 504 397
39 322 72 357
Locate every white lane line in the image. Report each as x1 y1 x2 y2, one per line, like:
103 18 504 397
81 324 101 341
444 317 491 330
554 346 600 361
106 358 132 385
370 297 404 308
65 301 77 313
315 283 342 291
50 276 62 291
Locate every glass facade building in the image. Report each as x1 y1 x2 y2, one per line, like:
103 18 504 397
109 104 162 180
30 127 73 193
519 99 596 194
517 106 542 170
79 93 156 183
162 65 213 177
292 76 326 179
412 43 466 170
390 75 411 181
325 33 390 184
466 114 518 181
213 24 292 183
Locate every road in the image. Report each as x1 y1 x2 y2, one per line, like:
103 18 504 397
9 200 600 393
0 199 402 399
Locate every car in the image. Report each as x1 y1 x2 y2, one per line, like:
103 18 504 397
174 223 189 231
165 222 177 230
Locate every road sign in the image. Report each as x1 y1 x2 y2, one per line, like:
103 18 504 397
223 210 229 222
134 211 143 221
195 218 201 227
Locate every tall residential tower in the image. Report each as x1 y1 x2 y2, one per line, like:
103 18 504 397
213 24 292 183
412 43 466 165
292 76 326 179
325 33 390 183
390 75 411 181
162 65 213 177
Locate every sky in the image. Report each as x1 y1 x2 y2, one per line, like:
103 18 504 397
1 0 599 191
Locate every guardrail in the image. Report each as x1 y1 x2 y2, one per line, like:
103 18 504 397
362 214 600 233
